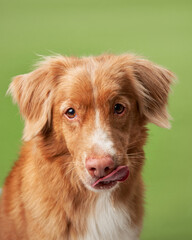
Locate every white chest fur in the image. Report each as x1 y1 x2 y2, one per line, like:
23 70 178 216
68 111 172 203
80 193 139 240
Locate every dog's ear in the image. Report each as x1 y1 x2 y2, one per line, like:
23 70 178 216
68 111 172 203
131 57 175 128
8 56 69 141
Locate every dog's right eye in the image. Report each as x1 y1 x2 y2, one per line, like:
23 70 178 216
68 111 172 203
65 108 77 119
114 103 125 115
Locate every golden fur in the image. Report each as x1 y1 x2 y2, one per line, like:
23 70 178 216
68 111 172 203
0 54 175 240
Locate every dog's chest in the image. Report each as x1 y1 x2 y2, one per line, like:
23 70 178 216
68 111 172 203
80 194 139 240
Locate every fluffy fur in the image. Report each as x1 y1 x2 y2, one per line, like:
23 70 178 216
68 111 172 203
0 54 175 240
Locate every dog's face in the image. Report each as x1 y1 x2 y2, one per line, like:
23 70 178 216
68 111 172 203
54 61 138 191
9 54 174 192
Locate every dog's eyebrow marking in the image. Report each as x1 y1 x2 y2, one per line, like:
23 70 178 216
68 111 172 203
60 101 67 113
60 101 68 113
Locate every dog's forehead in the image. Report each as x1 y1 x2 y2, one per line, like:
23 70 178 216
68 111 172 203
58 61 127 106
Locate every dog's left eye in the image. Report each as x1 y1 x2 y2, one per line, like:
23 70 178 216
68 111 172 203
114 104 125 115
65 108 77 119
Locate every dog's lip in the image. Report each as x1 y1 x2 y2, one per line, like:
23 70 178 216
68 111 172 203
92 166 129 188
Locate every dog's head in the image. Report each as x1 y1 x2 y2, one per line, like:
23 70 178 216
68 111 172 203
9 54 174 192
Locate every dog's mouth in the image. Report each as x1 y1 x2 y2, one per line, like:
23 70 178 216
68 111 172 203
92 166 129 190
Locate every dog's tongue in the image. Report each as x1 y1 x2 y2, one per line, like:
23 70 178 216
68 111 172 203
92 166 129 187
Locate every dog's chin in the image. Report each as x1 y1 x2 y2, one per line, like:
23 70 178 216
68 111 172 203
84 180 119 193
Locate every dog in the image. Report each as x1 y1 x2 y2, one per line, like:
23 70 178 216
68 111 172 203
0 54 174 240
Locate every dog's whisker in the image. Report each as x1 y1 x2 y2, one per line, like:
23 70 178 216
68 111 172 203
127 152 144 155
115 153 144 158
129 139 145 144
65 167 77 177
62 162 73 167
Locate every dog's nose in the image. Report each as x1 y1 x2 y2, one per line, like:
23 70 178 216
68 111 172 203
86 156 115 178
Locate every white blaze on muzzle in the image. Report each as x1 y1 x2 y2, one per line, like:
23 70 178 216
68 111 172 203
90 110 116 156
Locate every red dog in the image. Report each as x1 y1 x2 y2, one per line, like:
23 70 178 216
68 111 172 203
0 54 174 240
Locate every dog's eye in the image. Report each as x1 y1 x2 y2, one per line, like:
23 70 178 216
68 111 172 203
114 104 125 115
65 108 76 119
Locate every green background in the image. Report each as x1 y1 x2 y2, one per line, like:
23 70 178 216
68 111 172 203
0 0 192 239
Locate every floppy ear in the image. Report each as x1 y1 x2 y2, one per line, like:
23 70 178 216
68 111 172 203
8 56 68 141
131 57 175 128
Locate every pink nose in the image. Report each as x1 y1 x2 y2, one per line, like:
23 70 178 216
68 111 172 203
86 156 115 178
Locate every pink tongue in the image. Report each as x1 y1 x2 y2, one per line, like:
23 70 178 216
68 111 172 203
92 166 129 187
